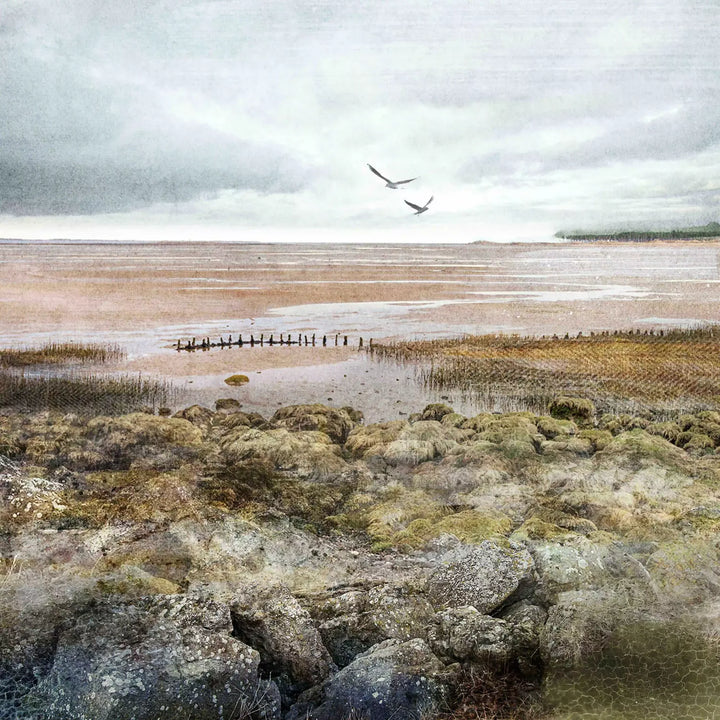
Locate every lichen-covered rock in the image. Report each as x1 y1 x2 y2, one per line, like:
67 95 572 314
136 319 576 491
26 596 281 720
501 600 547 676
231 584 335 697
425 540 535 612
287 638 452 720
539 589 626 669
315 584 435 667
428 606 512 667
271 404 360 444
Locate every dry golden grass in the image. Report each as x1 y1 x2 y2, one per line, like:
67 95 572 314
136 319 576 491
0 342 124 367
371 327 720 416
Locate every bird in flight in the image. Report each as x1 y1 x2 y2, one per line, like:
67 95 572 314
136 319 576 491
405 196 433 215
367 164 418 189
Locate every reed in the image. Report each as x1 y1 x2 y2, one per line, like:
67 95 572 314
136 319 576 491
0 370 174 414
0 342 125 367
372 327 720 416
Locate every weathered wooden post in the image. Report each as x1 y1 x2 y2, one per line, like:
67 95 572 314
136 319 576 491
280 333 284 345
359 337 363 348
269 334 274 346
335 334 339 346
260 333 264 346
250 335 255 347
304 335 308 346
323 335 327 346
343 336 348 346
177 339 181 351
312 333 316 346
239 334 243 346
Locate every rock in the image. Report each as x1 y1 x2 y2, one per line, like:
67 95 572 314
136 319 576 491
26 596 281 720
315 584 435 667
425 540 535 612
421 403 455 422
231 584 335 699
272 404 359 444
549 396 595 423
428 606 512 668
215 397 242 413
288 638 452 720
539 589 626 669
224 374 250 385
172 404 216 427
500 600 547 676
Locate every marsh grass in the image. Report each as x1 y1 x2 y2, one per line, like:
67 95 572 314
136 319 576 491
371 327 720 417
0 342 125 367
0 370 174 414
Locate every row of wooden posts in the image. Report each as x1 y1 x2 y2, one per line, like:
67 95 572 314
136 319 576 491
176 333 372 352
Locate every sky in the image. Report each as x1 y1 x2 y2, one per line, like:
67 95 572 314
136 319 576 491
1 0 719 243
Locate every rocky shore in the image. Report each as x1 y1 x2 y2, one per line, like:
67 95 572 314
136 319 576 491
1 398 720 719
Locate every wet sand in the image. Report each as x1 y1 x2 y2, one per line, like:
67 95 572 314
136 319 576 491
2 240 720 419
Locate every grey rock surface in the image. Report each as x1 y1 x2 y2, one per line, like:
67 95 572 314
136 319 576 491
426 540 535 612
287 638 452 720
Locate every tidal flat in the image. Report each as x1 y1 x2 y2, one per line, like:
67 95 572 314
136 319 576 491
2 239 720 420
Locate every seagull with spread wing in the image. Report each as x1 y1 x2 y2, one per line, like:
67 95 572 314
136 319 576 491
367 164 418 189
405 195 433 215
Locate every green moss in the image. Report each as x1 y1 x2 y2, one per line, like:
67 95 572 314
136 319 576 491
682 433 715 453
536 415 577 439
512 516 575 541
394 509 513 548
224 374 249 385
578 429 613 452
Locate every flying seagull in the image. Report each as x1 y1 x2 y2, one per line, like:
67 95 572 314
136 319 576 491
405 196 434 215
367 164 417 189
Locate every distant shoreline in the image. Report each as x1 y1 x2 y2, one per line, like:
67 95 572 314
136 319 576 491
555 222 720 243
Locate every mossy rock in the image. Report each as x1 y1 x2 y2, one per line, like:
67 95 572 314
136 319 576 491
512 516 576 541
646 421 683 445
420 403 455 421
271 403 359 444
224 374 250 385
549 396 595 423
394 509 513 549
578 429 613 452
541 437 594 457
682 433 715 453
536 415 577 439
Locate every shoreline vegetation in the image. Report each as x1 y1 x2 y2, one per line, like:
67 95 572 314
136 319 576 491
0 342 173 414
554 220 720 242
371 326 720 418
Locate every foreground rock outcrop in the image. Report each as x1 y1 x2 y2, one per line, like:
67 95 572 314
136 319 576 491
2 400 720 719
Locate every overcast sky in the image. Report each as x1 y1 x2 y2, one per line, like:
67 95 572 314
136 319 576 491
1 0 719 242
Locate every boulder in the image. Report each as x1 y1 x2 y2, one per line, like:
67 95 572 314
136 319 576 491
288 638 452 720
426 540 535 612
539 589 625 669
315 584 435 667
428 606 512 668
26 596 281 720
231 584 335 699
